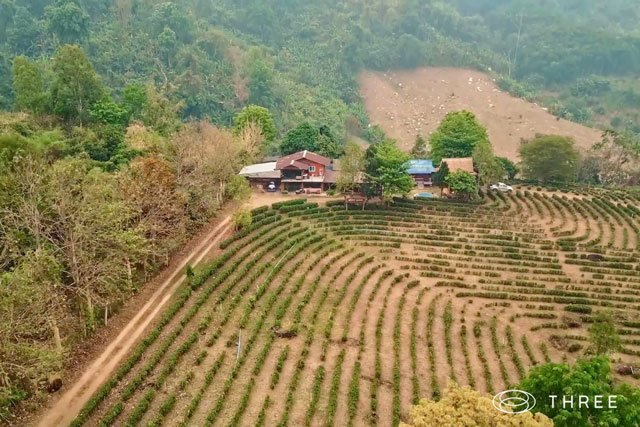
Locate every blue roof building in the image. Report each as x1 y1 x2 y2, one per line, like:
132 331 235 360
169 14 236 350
406 159 436 175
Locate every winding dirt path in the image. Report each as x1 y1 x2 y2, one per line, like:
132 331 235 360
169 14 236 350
37 217 232 427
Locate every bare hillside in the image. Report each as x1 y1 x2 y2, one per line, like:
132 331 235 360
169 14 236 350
359 68 602 160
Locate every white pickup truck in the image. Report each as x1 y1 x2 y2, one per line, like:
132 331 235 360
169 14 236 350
489 182 514 193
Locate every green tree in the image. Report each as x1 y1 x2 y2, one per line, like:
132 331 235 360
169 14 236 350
410 134 429 159
337 141 365 194
233 105 276 142
122 84 148 120
44 1 90 45
430 111 489 165
12 57 45 113
316 125 343 158
445 170 477 200
519 135 579 183
588 311 621 356
7 6 40 55
281 122 320 155
520 357 640 427
364 125 386 144
368 139 414 202
246 49 275 108
90 99 129 126
232 208 252 231
497 157 519 180
226 175 251 202
432 161 450 196
472 141 506 186
49 45 104 121
141 83 184 135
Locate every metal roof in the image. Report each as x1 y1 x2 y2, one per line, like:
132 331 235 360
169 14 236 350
276 150 331 170
406 159 436 175
238 162 280 179
441 157 476 175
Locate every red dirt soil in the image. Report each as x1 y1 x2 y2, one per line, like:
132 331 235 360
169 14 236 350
359 67 602 160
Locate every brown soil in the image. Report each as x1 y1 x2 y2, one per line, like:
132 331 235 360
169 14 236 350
32 187 640 427
359 68 602 160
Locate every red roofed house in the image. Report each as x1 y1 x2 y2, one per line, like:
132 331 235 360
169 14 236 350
276 150 337 192
240 150 339 193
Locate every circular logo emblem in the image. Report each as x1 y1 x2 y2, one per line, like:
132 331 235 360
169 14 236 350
492 390 536 414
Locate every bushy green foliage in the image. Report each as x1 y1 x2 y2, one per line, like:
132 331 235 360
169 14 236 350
519 135 580 183
497 157 519 180
587 311 621 356
445 170 477 200
281 122 320 155
520 357 640 427
232 208 253 231
472 141 506 186
233 105 276 142
367 139 414 202
12 57 44 113
430 111 489 165
50 45 104 121
226 175 252 202
410 135 429 159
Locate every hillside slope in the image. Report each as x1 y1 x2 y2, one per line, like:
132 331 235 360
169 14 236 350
360 68 603 160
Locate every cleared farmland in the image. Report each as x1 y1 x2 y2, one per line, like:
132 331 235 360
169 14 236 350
70 189 640 426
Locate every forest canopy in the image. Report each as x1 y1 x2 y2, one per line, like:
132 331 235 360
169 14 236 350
1 0 640 138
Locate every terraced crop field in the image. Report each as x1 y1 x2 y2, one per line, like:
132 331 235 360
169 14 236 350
71 189 640 427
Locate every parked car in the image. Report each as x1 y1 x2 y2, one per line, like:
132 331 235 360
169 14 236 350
489 182 513 193
267 181 277 192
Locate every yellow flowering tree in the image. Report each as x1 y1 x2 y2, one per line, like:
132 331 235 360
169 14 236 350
401 383 553 427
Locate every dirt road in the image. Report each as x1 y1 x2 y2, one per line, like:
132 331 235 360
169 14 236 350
37 217 232 427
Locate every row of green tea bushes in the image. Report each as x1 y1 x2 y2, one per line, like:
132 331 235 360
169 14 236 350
272 198 307 209
164 231 322 424
291 207 332 218
347 270 397 427
224 242 338 427
414 196 486 207
279 202 319 213
459 305 476 389
219 214 287 249
442 300 457 383
251 209 277 223
521 336 539 366
180 353 226 424
321 258 376 360
251 206 269 216
505 325 525 380
70 214 294 426
581 266 640 277
410 287 428 404
111 231 321 425
271 247 356 427
370 273 408 423
566 258 636 270
426 295 441 400
279 256 379 426
435 281 476 290
203 234 333 426
341 265 384 342
392 283 411 427
489 317 512 388
201 229 317 347
473 321 494 395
